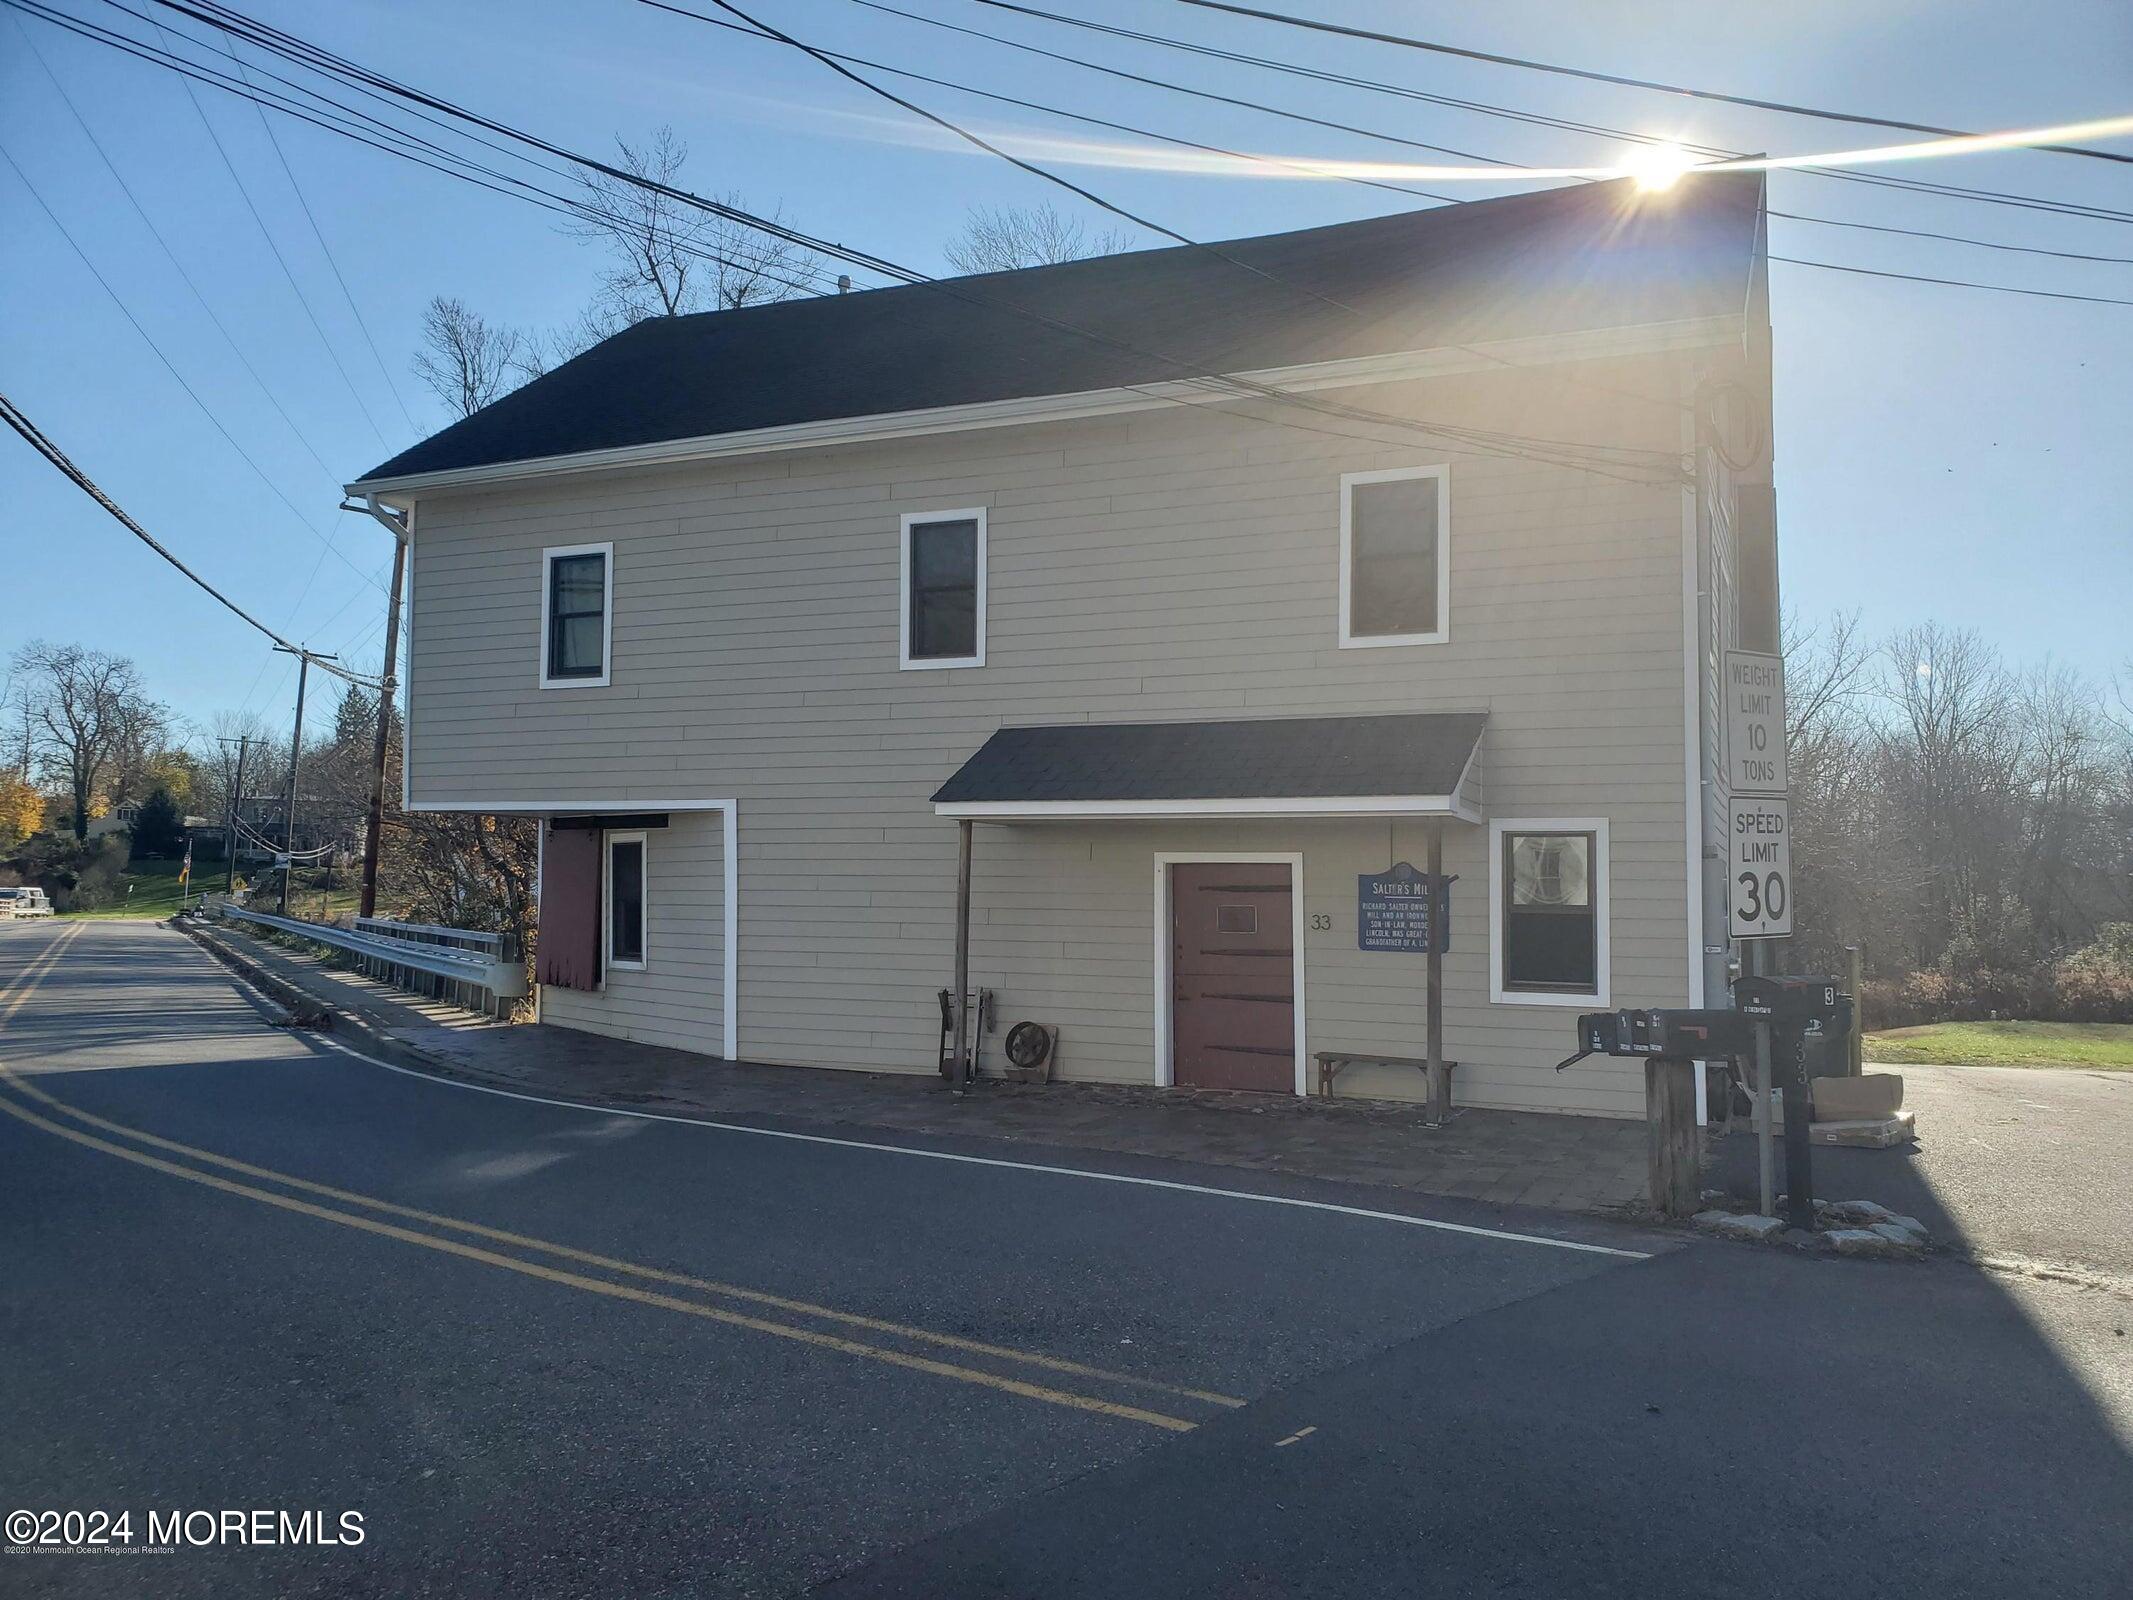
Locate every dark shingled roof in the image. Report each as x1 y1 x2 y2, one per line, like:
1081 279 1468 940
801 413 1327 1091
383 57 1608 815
931 713 1486 806
359 174 1762 484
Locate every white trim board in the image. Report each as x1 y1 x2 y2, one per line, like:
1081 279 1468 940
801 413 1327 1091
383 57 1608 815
1152 852 1309 1098
1488 816 1612 1010
513 799 740 1061
938 796 1483 823
1338 464 1450 650
898 507 987 671
602 828 648 973
348 316 1741 497
538 540 614 690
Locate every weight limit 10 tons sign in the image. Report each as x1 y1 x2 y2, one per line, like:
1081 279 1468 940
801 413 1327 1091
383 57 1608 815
1724 649 1792 939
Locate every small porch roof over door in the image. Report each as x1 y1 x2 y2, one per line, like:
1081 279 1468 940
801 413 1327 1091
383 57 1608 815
930 711 1486 823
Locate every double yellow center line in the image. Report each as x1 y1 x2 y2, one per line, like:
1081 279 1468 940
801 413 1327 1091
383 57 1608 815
0 923 1238 1432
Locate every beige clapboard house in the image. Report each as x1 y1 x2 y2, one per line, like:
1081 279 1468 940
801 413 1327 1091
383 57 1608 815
353 174 1776 1120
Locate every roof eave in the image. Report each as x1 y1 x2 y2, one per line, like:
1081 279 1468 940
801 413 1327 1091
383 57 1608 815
346 313 1742 500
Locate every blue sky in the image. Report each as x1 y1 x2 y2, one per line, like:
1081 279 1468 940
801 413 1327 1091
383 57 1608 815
3 0 2129 734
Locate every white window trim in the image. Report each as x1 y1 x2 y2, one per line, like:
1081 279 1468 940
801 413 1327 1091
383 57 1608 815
1338 465 1450 649
1151 852 1309 1097
603 828 648 974
899 508 987 671
1489 816 1610 1008
539 540 614 689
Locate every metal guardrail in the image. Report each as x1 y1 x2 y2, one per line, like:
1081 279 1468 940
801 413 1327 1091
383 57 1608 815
353 915 508 956
213 902 526 1017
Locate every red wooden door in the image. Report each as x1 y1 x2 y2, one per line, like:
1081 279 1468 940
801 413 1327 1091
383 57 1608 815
1171 863 1296 1093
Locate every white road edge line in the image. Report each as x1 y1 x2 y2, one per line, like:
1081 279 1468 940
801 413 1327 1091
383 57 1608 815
300 1034 1652 1261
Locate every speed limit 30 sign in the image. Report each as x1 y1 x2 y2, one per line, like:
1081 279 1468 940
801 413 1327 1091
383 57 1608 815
1728 795 1792 939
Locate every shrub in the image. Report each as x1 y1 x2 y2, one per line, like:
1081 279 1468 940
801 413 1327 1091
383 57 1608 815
1858 925 2133 1029
2053 925 2133 1023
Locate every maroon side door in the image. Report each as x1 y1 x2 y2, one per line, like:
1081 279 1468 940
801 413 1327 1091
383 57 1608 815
1171 862 1296 1093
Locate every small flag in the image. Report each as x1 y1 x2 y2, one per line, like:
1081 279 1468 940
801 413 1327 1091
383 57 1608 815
179 838 192 892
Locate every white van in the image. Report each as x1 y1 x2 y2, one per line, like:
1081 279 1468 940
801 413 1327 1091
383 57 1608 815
0 886 54 918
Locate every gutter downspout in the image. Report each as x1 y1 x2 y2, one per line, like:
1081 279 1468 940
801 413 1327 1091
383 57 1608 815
346 494 409 920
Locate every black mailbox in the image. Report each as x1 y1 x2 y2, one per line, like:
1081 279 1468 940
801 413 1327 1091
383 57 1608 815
1572 1008 1751 1063
1732 974 1847 1026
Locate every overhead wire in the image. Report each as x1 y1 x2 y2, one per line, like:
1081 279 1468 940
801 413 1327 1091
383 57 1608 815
830 0 2133 269
144 15 399 447
0 389 383 688
208 27 423 436
959 0 2133 227
115 0 1685 480
0 141 392 594
8 15 350 486
1156 0 2133 164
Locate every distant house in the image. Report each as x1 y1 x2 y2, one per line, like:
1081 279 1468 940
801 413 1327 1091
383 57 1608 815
349 174 1778 1120
84 801 141 842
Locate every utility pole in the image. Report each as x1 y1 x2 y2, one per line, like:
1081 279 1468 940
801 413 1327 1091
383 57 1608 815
217 734 253 894
273 646 333 916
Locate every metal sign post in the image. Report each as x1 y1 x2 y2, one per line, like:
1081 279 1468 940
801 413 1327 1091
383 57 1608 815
1753 1018 1775 1218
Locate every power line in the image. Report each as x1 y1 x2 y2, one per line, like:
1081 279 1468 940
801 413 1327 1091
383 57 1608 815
115 0 1684 479
209 28 423 436
0 140 390 594
0 389 383 688
873 0 2133 306
146 14 397 445
1764 256 2133 306
17 17 362 629
10 0 859 299
638 0 1463 205
962 0 2133 227
653 0 1695 423
8 16 351 485
836 0 2133 278
1158 0 2133 165
668 0 1377 324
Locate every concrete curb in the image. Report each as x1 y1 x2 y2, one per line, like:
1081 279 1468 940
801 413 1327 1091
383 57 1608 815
175 918 335 1030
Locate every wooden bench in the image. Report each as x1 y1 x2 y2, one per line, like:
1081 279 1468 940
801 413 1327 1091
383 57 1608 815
1314 1051 1457 1120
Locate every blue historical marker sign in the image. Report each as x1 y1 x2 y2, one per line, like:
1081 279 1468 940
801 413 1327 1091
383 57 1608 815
1357 862 1453 953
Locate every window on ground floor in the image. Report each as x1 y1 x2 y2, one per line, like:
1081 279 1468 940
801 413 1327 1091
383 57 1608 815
606 830 646 970
1491 819 1608 1006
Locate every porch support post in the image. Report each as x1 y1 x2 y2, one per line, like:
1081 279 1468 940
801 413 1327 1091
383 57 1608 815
951 817 973 1094
1425 821 1448 1125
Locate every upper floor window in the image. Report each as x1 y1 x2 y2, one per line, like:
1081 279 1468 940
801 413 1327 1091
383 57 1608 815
1339 466 1448 648
900 510 986 669
1490 819 1609 1007
541 542 612 689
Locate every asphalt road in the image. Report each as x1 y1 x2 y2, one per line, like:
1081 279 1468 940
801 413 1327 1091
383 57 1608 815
3 920 2128 1598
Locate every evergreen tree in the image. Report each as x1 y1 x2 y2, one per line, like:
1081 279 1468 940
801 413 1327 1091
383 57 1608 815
132 786 184 858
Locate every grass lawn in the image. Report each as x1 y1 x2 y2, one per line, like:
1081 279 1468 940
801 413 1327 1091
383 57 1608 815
61 858 360 922
1864 1020 2133 1071
62 857 200 919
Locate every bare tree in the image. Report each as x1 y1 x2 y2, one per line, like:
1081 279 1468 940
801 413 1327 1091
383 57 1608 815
411 296 540 420
564 127 821 322
10 642 167 841
945 201 1134 274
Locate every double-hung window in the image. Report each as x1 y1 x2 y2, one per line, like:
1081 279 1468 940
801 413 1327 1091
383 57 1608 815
606 830 646 971
1491 819 1609 1006
900 510 986 669
1339 466 1448 647
541 542 613 688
